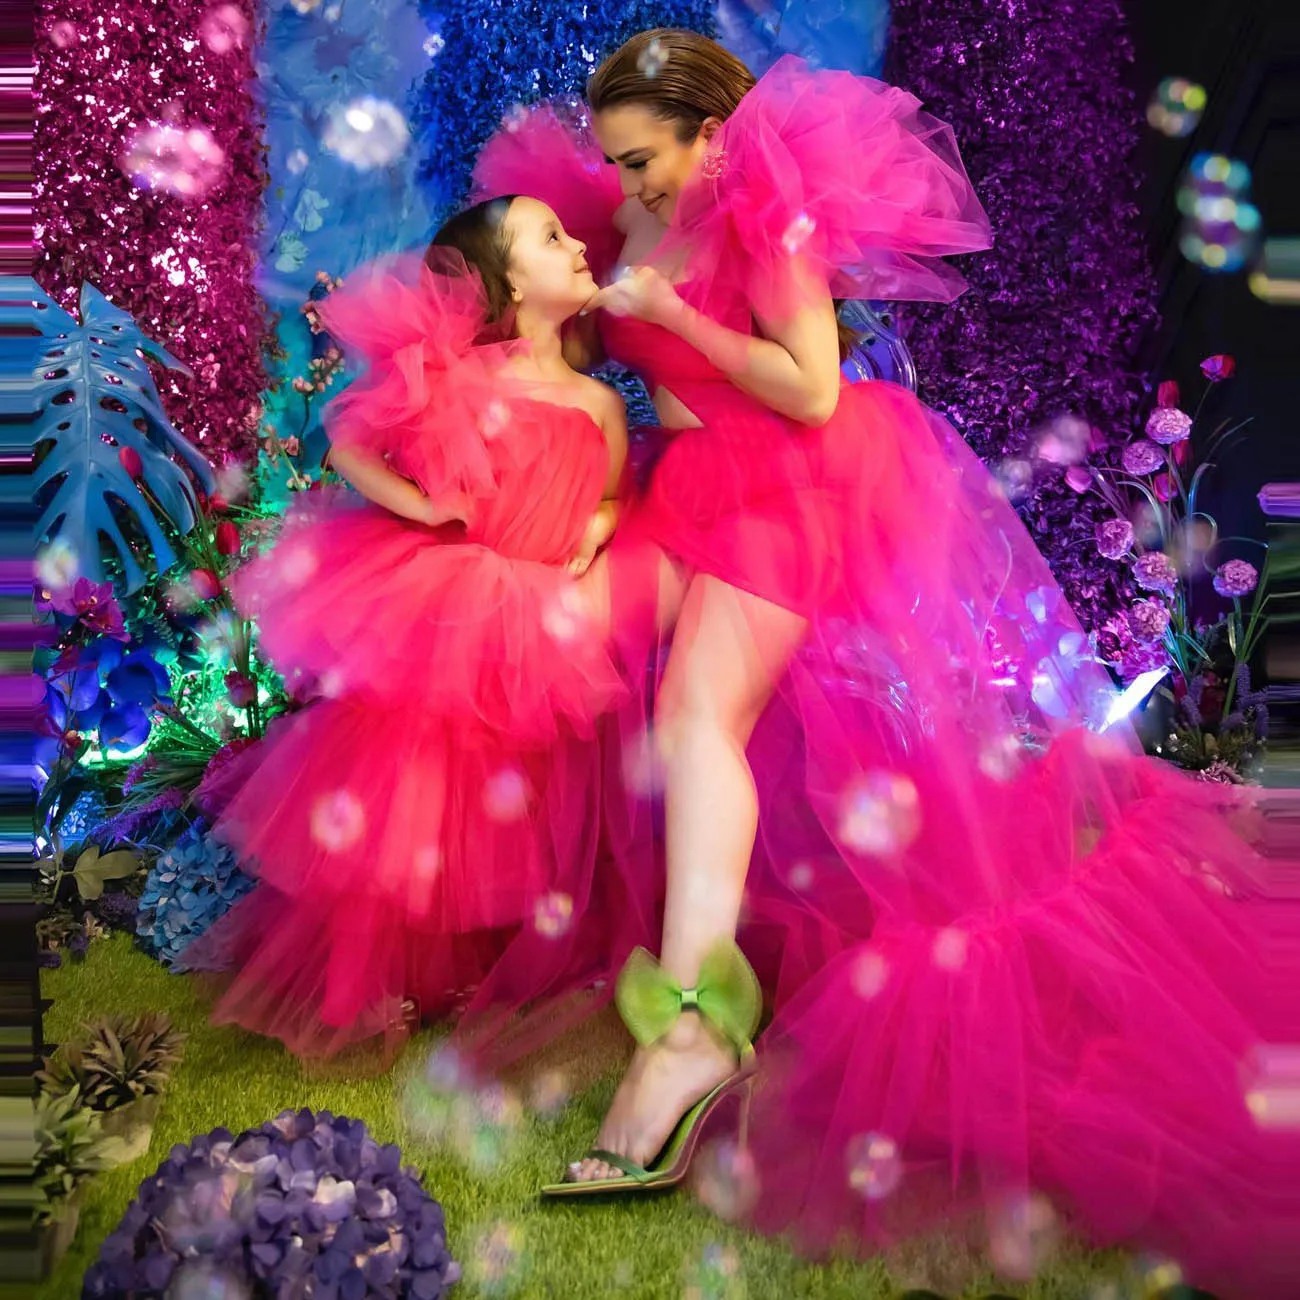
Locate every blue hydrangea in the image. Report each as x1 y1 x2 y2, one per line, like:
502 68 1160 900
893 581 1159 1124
136 820 253 971
60 789 108 842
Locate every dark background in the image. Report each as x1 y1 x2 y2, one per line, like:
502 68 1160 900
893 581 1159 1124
1126 0 1300 544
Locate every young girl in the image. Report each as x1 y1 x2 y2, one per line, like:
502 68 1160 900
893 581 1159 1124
200 196 629 1059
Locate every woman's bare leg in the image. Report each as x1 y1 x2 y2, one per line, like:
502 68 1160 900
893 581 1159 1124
574 574 806 1181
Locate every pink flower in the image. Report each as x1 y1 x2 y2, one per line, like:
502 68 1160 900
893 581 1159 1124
1121 440 1164 476
190 569 222 602
224 670 256 707
1212 559 1258 598
1132 551 1179 596
49 577 127 640
281 436 301 456
1156 379 1180 408
1095 518 1135 559
1200 354 1236 382
1128 598 1171 643
1065 465 1092 493
1145 407 1193 445
118 445 144 479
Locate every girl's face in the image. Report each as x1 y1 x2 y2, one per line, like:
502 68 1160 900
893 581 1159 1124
501 198 594 317
592 105 719 227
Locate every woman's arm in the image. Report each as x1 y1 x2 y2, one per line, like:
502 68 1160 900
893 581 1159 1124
562 313 607 374
328 443 471 526
584 263 842 427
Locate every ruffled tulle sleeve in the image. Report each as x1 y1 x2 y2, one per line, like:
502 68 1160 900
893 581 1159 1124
665 56 993 321
470 106 625 284
317 253 514 497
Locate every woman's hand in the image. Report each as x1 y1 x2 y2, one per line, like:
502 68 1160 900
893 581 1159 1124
581 265 681 326
566 501 619 576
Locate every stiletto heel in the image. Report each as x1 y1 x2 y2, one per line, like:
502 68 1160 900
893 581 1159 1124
541 940 762 1198
735 1075 754 1152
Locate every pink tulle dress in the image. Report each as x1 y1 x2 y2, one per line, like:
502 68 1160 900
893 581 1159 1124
470 57 1295 1292
200 256 626 1058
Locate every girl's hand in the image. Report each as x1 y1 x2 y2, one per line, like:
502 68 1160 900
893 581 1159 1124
581 265 680 326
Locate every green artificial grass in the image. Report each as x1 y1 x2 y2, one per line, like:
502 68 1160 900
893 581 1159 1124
39 934 1134 1300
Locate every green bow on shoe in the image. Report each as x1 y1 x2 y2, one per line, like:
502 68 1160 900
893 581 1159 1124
540 940 763 1200
615 941 762 1054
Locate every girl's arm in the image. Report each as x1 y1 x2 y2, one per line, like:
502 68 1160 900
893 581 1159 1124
567 387 628 576
584 263 842 427
328 443 471 527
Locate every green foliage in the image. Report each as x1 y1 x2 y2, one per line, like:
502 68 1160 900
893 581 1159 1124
38 1012 186 1112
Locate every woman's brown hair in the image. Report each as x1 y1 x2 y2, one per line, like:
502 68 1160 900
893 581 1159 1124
587 28 755 135
425 196 519 327
588 29 856 360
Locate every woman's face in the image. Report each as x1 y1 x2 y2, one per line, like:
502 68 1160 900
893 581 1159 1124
502 197 594 316
592 104 718 227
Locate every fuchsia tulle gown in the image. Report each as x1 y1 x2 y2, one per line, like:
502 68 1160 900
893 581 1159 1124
200 255 626 1059
469 57 1295 1293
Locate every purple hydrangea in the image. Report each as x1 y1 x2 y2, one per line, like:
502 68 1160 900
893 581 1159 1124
81 1110 461 1300
1132 551 1179 596
1095 518 1135 560
1121 440 1166 476
1144 407 1193 446
1212 559 1259 598
1128 599 1172 643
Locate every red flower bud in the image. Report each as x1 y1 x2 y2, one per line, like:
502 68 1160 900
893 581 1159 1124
215 521 241 556
190 568 222 601
1156 379 1180 408
118 445 144 479
209 493 229 514
1153 472 1176 503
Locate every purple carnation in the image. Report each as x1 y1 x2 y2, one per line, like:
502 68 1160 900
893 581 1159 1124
1132 551 1179 596
1121 440 1165 476
1145 407 1193 446
1212 559 1259 598
1128 599 1171 643
1095 518 1135 560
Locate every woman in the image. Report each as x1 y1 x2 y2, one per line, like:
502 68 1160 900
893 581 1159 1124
469 30 1290 1293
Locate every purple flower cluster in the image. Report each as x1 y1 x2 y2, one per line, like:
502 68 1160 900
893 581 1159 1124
1128 598 1171 643
1095 518 1135 560
1144 406 1193 446
886 0 1158 634
1132 551 1179 596
1121 440 1165 477
1213 559 1259 598
82 1110 460 1299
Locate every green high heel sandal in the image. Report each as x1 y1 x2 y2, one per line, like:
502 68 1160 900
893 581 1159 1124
541 940 761 1198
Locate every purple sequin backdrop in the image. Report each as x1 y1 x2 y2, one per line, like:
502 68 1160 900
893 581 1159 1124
886 0 1159 629
34 0 270 464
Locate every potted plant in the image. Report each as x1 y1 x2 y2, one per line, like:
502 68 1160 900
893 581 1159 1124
34 1088 111 1277
37 1012 185 1165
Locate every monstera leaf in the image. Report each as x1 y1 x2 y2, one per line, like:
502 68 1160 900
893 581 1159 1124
32 281 216 592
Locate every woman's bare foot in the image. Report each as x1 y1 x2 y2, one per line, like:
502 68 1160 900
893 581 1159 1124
568 1010 738 1182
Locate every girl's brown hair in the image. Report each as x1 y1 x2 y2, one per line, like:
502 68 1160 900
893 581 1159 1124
588 30 856 360
425 196 519 327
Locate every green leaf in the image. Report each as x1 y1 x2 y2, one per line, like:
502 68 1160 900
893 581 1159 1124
29 279 215 593
71 845 141 901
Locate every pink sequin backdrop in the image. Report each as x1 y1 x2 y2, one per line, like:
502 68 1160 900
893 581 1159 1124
34 0 272 463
